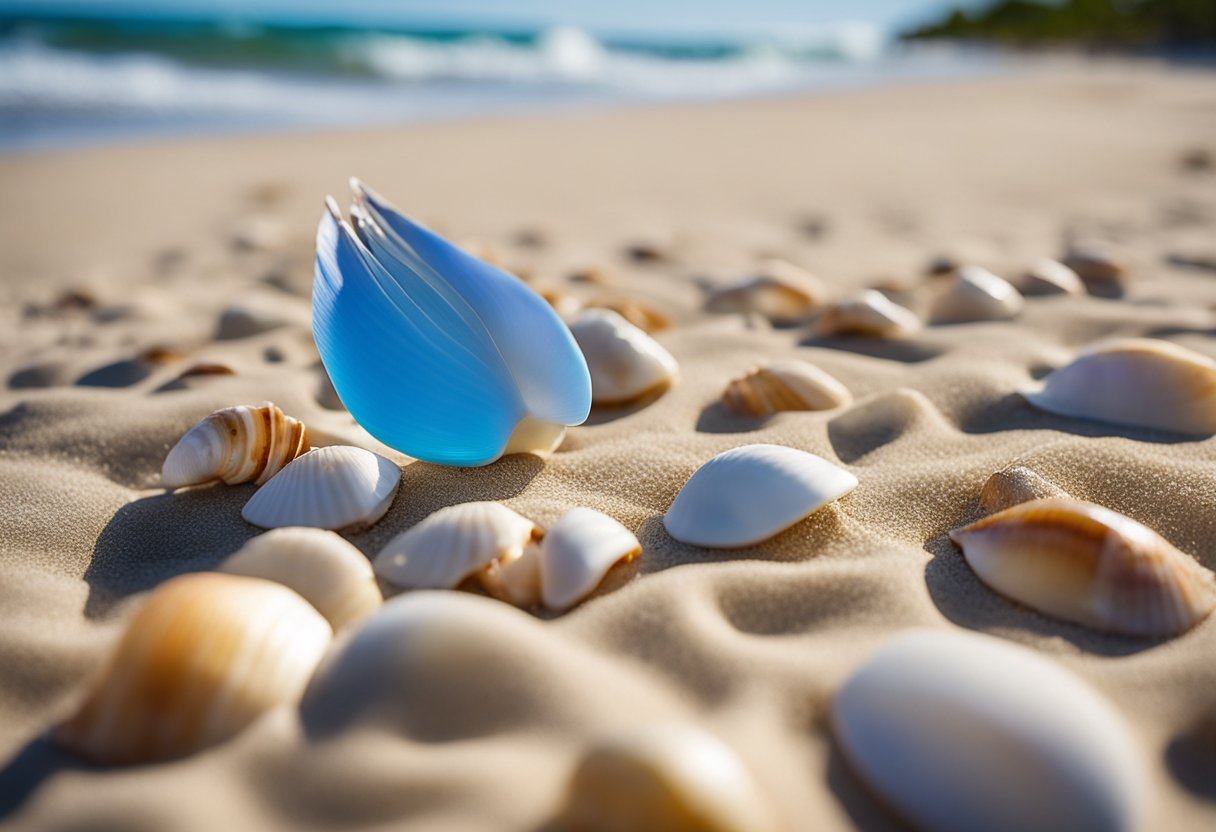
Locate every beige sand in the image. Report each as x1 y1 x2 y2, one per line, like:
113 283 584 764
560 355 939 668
2 63 1216 830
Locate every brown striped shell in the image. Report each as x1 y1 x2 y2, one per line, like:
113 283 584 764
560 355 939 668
162 402 309 488
722 360 852 418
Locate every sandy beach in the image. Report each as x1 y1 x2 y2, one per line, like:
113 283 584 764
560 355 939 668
2 62 1216 830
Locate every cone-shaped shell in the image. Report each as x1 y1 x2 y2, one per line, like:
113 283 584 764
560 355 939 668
1023 338 1216 435
930 265 1024 324
162 402 309 488
241 445 400 531
664 444 857 548
559 723 779 832
979 465 1067 514
705 259 825 326
949 498 1216 637
569 309 679 405
374 502 542 590
221 527 381 629
56 573 331 765
813 290 920 338
722 360 852 418
1018 259 1084 296
832 629 1145 832
541 508 641 612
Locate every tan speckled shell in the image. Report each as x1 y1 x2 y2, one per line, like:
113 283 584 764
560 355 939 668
979 466 1067 514
162 402 309 488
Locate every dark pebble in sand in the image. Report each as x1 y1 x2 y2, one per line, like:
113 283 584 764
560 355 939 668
625 243 668 263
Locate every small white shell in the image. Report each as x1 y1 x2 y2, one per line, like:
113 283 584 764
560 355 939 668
832 629 1146 832
664 444 857 548
705 259 825 326
569 309 679 405
1063 240 1129 291
374 502 541 590
722 360 852 417
813 290 920 338
1023 338 1216 434
541 508 641 612
241 446 400 531
979 465 1067 514
1018 259 1084 296
221 527 381 629
930 265 1024 324
162 402 309 488
480 540 543 608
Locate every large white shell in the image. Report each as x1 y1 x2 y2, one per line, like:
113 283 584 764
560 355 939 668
56 573 331 765
541 508 641 612
162 402 309 488
569 309 679 405
1018 259 1084 296
664 444 857 548
241 445 400 531
374 501 541 590
1023 338 1216 434
721 360 852 417
930 265 1024 324
950 498 1216 637
221 527 381 630
705 259 825 326
832 629 1145 832
813 290 920 338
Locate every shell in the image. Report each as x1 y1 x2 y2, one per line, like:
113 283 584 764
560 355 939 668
162 402 309 488
1018 259 1084 296
1023 338 1216 434
721 360 852 418
587 296 672 333
55 573 331 765
929 265 1024 324
480 540 544 609
221 527 381 629
705 259 825 326
832 629 1145 832
241 445 400 531
1063 240 1129 291
558 723 779 832
812 290 920 338
569 309 679 405
374 502 542 590
664 444 857 548
979 465 1067 514
540 508 641 612
313 181 591 466
950 498 1216 637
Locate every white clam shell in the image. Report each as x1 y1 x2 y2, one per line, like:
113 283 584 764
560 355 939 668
221 527 381 630
374 501 541 590
930 265 1024 324
56 573 331 765
1023 338 1216 434
705 259 825 326
569 309 679 405
721 360 852 418
1018 259 1084 296
241 445 400 531
832 629 1146 832
541 508 641 612
813 290 920 338
162 401 309 488
664 444 857 548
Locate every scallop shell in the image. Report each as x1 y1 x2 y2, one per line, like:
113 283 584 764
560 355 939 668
979 465 1067 514
541 508 641 612
949 498 1216 637
929 265 1024 324
374 502 542 590
241 445 400 531
569 309 679 405
832 629 1145 832
1023 338 1216 435
812 290 920 338
664 444 857 548
162 402 309 488
705 259 825 326
722 360 852 418
314 181 591 466
558 723 779 832
1018 259 1084 296
55 573 331 765
221 527 381 629
1063 239 1129 291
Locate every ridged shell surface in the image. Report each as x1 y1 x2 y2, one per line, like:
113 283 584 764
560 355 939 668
1018 259 1084 296
162 402 309 488
832 629 1145 832
949 498 1216 637
664 444 857 548
722 360 852 417
55 573 331 765
930 265 1024 324
569 309 679 405
241 445 400 531
813 290 920 338
540 508 641 612
705 259 824 326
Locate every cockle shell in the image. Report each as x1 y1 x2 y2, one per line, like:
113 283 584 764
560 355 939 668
949 498 1216 637
832 629 1145 832
221 527 381 629
541 508 641 612
812 290 920 338
374 502 542 590
162 402 309 488
569 309 679 405
705 259 825 326
664 444 857 548
55 573 331 765
313 180 591 466
979 465 1067 514
1063 240 1129 291
1023 338 1216 434
241 445 401 531
558 723 779 832
929 265 1024 324
1018 259 1084 296
721 360 852 418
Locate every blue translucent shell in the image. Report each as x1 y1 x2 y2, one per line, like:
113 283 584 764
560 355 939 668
313 180 592 466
